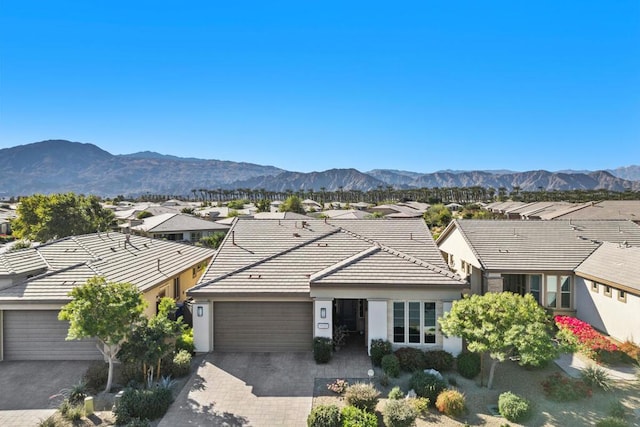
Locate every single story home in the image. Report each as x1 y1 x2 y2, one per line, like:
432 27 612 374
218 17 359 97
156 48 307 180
574 242 640 345
436 219 640 340
0 232 215 361
124 212 229 242
188 218 467 355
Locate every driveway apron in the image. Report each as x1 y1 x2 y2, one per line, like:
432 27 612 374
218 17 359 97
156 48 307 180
159 347 372 427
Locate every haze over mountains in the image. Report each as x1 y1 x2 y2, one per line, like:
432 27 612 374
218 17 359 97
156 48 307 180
1 140 639 197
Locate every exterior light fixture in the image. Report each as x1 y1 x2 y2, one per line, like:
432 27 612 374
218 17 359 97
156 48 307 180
367 369 374 383
197 306 203 317
320 307 327 319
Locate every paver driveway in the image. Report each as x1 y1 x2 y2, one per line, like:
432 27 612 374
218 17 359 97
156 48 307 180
159 347 372 427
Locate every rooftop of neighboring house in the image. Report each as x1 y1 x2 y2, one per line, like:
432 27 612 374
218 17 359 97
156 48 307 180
548 200 640 222
189 218 465 297
317 209 371 219
575 242 640 293
127 213 230 233
251 212 310 220
437 219 640 271
0 232 216 302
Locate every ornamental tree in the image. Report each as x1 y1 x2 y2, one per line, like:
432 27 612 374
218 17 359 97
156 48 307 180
12 192 115 242
58 277 146 392
439 292 558 389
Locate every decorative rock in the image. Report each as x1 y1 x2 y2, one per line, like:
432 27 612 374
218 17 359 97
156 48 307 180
424 368 443 380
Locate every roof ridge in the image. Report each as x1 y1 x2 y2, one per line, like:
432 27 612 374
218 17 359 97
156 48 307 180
70 235 101 262
0 252 15 274
309 245 381 283
191 227 342 289
377 245 463 280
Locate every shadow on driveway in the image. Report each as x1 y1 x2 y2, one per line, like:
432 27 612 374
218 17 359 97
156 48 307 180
0 361 92 410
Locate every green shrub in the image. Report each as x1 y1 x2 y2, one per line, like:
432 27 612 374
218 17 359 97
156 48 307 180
67 381 88 405
409 371 447 402
456 352 481 379
125 419 152 427
37 416 59 427
407 397 430 415
541 372 592 401
370 339 393 367
176 327 195 354
383 399 417 427
340 406 377 427
435 389 466 417
120 361 144 386
83 362 109 394
498 392 532 423
314 337 333 364
388 386 404 400
114 387 173 425
59 400 70 417
381 354 400 378
344 383 380 413
395 347 426 372
447 376 458 387
608 401 627 419
596 417 629 427
307 404 341 427
64 404 84 422
379 373 390 387
424 350 454 372
169 349 192 378
581 365 611 391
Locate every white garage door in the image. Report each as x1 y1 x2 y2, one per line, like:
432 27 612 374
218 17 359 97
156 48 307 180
214 302 313 352
3 310 102 361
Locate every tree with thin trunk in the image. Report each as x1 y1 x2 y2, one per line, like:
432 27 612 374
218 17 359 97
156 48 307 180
58 277 146 392
439 292 558 389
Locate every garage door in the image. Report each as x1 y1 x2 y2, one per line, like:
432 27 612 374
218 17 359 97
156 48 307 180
214 302 313 352
3 310 102 361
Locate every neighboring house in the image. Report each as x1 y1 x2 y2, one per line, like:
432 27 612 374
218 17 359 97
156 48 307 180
546 200 640 223
574 242 640 345
436 219 640 319
366 204 425 218
252 212 310 220
188 218 467 355
124 213 229 242
0 232 215 361
318 209 370 219
302 199 322 212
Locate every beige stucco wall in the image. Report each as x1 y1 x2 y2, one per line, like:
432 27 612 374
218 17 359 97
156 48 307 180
438 228 482 272
575 277 640 345
142 257 212 318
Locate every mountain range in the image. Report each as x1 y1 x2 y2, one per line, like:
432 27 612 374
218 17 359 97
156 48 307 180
0 140 639 197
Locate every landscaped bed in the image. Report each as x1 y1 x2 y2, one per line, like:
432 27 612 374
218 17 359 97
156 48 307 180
311 353 640 426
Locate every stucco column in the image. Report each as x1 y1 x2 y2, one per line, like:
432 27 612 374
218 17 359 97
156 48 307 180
485 272 504 293
192 301 211 353
441 301 462 356
313 299 333 339
367 300 387 355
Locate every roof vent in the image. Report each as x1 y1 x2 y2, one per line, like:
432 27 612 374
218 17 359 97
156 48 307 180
249 274 262 279
293 233 301 237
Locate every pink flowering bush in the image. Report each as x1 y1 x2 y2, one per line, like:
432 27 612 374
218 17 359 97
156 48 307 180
555 316 618 362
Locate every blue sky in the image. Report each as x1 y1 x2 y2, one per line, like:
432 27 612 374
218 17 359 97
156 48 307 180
1 1 638 173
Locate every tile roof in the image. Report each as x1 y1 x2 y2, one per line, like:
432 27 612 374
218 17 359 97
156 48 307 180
439 219 640 271
131 213 229 233
190 218 464 296
575 242 640 293
550 200 640 221
0 232 216 302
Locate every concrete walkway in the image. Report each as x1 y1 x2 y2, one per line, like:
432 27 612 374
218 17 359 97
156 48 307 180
159 344 372 427
555 352 638 381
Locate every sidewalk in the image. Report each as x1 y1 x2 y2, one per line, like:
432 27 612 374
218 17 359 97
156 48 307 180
555 352 638 381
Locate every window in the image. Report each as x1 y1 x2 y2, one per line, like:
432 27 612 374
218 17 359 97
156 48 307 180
423 302 436 344
618 290 627 303
546 276 558 308
173 277 180 299
408 302 421 343
604 285 612 297
393 302 405 343
393 301 437 345
591 281 598 292
560 276 571 308
529 275 541 304
191 232 202 241
545 275 572 309
192 267 197 278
